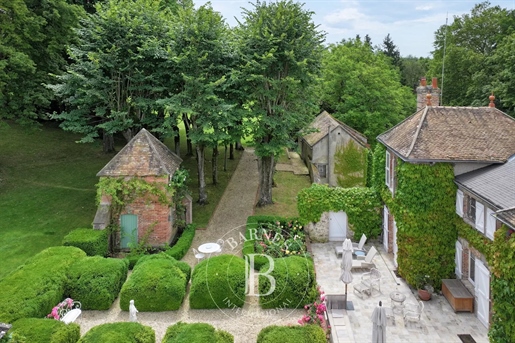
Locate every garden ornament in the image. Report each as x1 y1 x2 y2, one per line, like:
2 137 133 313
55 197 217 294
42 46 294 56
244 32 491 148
129 300 138 322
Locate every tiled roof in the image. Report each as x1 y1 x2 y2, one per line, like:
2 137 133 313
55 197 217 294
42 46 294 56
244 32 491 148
455 157 515 209
494 207 515 229
377 106 515 162
303 111 367 147
97 129 182 177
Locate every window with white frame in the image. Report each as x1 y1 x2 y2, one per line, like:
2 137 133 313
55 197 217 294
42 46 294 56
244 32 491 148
475 202 485 233
456 189 464 217
385 151 394 192
466 195 476 222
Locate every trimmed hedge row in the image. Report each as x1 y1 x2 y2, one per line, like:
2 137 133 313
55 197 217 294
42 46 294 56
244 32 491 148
257 325 326 343
120 253 190 312
165 224 196 260
65 256 129 310
62 228 109 257
259 256 317 309
163 322 233 343
10 318 80 343
189 255 246 309
77 322 155 343
0 246 87 323
243 215 292 271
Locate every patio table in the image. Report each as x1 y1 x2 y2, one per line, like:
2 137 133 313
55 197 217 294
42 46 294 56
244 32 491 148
390 291 406 313
198 242 221 255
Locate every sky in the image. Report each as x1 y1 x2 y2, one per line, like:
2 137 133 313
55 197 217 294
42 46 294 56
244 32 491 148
193 0 515 57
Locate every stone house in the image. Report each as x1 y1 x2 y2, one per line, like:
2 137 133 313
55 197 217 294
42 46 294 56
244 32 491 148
377 78 515 327
94 128 192 249
299 111 368 187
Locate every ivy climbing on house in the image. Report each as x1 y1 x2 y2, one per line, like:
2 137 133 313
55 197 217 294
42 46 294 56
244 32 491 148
297 184 382 240
333 141 368 188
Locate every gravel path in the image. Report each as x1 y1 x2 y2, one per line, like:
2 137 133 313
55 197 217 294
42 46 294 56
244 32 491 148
80 148 304 342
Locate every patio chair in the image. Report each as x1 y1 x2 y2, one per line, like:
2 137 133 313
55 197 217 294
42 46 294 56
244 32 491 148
384 306 395 325
352 233 367 252
360 268 381 293
351 246 377 269
403 301 424 326
193 248 205 264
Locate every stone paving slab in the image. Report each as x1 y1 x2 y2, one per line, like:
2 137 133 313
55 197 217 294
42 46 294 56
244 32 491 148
312 241 489 343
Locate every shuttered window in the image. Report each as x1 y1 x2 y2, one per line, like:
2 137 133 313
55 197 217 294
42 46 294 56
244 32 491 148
456 189 464 217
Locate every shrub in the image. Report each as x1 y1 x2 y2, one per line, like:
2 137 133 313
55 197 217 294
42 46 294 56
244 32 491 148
189 255 246 309
62 228 109 257
256 325 326 343
0 246 86 323
162 322 233 343
165 224 196 260
65 256 129 310
119 253 189 311
10 318 80 343
77 322 155 343
259 256 317 309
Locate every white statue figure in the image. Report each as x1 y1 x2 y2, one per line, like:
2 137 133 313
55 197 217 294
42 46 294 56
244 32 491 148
129 299 138 322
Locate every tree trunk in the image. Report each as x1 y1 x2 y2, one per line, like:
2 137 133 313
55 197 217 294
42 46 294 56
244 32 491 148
182 113 193 156
122 128 134 143
235 140 244 151
212 146 219 185
196 145 208 205
257 155 274 207
102 131 115 153
172 125 180 157
229 143 234 160
223 145 228 171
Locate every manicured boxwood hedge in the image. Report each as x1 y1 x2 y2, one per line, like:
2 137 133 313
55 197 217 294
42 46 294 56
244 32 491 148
189 255 246 309
165 224 196 260
259 256 317 309
162 322 233 343
257 325 326 343
62 228 109 257
65 256 129 310
10 318 80 343
119 253 190 312
0 246 86 323
77 322 155 343
243 216 290 271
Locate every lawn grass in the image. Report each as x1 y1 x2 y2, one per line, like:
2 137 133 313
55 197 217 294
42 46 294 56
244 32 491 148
0 121 241 278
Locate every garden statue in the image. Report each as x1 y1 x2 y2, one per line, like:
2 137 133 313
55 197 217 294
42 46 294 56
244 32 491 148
129 300 138 322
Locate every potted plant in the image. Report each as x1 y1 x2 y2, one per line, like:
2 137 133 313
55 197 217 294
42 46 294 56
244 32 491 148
415 274 434 301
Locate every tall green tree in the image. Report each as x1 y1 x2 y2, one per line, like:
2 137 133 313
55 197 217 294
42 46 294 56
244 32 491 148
319 39 414 143
400 56 430 90
235 0 324 206
0 0 83 123
487 32 515 116
50 0 175 152
430 1 515 106
160 4 234 204
381 33 402 70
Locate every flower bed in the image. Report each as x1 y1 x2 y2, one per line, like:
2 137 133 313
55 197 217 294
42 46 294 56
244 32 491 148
253 219 307 258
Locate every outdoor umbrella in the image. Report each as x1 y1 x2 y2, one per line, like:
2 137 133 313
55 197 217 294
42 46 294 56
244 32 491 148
339 238 353 307
371 301 387 343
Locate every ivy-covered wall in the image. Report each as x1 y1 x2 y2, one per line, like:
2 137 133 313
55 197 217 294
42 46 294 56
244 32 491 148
373 144 457 289
297 184 381 240
489 226 515 343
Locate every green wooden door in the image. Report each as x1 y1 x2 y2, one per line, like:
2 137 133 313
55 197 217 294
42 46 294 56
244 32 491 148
120 214 138 249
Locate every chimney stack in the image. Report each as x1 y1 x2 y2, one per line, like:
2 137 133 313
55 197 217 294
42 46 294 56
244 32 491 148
416 77 441 111
489 93 495 108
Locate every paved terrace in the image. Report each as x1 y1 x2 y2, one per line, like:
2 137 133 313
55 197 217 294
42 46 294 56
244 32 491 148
312 241 489 343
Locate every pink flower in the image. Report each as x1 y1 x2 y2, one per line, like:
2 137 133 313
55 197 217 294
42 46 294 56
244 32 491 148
297 319 304 325
317 314 324 322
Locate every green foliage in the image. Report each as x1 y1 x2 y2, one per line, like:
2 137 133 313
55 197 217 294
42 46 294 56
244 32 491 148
259 256 317 309
297 184 382 240
487 32 515 116
165 224 196 260
120 253 190 311
189 255 246 309
162 322 234 343
319 38 415 143
0 0 83 123
399 56 430 90
10 318 80 343
334 142 368 188
65 256 128 310
243 215 293 270
256 325 326 343
489 226 515 343
62 228 109 257
254 219 307 258
0 246 86 323
77 322 155 343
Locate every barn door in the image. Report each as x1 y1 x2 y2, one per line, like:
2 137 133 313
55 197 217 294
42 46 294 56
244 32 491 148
328 211 347 241
120 214 138 249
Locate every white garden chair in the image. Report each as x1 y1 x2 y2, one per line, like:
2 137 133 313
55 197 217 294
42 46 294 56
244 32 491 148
351 246 377 269
403 301 424 326
215 239 224 255
352 233 367 252
193 248 205 264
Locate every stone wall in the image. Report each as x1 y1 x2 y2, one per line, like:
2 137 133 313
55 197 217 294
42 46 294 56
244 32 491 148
305 212 330 242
